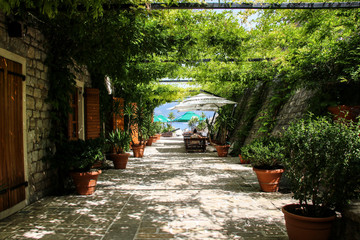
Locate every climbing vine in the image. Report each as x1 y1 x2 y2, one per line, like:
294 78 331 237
3 1 360 147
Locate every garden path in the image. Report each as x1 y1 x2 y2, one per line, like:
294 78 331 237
0 136 295 239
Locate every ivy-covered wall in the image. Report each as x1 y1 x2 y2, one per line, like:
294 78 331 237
0 11 91 207
231 83 315 150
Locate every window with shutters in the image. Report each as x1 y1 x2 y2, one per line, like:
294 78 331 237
67 85 101 140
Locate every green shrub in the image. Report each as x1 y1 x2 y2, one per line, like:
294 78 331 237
53 138 105 172
240 136 284 169
107 129 131 154
282 116 360 217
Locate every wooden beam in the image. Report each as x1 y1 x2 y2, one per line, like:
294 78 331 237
159 79 194 82
150 2 360 10
107 2 360 10
138 58 273 64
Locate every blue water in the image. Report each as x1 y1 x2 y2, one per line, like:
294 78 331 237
154 102 215 130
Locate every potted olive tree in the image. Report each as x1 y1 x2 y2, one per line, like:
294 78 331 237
213 107 236 157
52 138 105 195
107 129 131 169
127 101 150 157
241 136 285 192
281 116 360 240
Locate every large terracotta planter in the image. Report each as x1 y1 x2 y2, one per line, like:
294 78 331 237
70 170 102 195
109 153 130 169
328 105 360 122
215 145 230 157
132 144 145 158
239 154 250 164
282 204 336 240
156 134 161 140
253 167 284 192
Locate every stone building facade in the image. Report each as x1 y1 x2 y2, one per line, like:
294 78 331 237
0 12 91 219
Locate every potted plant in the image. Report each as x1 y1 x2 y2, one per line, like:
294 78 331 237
239 154 250 164
281 116 360 240
144 121 157 146
153 122 163 141
328 105 360 122
126 102 150 157
213 107 236 157
52 138 105 195
241 136 285 192
107 129 131 169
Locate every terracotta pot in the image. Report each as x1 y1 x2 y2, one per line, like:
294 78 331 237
70 170 102 195
282 204 336 240
132 144 145 158
253 167 284 192
239 154 250 164
110 153 130 169
156 134 161 140
91 161 102 168
146 136 157 146
328 105 360 122
152 135 157 143
215 145 230 157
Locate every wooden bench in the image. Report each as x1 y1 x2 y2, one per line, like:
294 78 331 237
184 137 207 153
161 132 173 137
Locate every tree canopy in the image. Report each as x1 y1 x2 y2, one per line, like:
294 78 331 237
3 0 360 106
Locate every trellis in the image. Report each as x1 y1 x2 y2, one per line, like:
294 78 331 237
105 2 360 10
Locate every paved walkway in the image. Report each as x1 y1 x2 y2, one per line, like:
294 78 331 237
0 137 295 240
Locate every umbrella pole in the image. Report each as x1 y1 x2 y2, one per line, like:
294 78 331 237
208 111 217 145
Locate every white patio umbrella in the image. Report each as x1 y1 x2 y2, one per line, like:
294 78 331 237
169 93 236 112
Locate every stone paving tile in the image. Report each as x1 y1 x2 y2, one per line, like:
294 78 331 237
0 136 295 239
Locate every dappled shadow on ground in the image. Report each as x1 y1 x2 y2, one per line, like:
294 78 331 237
0 137 294 239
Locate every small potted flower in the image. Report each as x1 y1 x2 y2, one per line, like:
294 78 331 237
107 129 131 169
241 136 285 192
281 116 360 240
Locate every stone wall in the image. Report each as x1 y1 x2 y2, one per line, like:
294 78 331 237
232 85 314 146
232 84 360 240
0 12 91 205
272 88 314 134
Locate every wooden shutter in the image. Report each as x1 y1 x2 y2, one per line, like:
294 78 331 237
85 88 101 139
130 103 139 145
0 57 25 212
112 97 125 131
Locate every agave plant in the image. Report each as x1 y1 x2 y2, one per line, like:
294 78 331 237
107 129 131 154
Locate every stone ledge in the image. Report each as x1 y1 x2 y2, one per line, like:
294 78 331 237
338 200 360 240
344 200 360 223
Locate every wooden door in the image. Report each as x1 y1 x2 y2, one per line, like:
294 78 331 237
0 56 25 212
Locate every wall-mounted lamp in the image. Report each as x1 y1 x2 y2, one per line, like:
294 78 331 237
7 20 22 38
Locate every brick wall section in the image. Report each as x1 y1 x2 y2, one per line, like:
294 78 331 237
0 12 91 203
